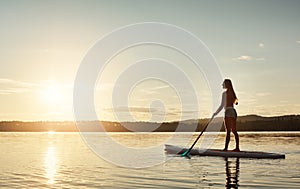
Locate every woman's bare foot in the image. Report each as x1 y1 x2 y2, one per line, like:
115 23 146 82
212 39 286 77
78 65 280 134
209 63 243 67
232 148 240 152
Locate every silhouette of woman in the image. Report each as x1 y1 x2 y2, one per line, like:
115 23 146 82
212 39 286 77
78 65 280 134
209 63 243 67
213 79 240 151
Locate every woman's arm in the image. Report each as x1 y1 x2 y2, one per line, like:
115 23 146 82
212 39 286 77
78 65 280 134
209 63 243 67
213 92 226 116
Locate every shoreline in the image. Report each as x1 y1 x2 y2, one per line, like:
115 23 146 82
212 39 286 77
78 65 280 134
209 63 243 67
0 114 299 132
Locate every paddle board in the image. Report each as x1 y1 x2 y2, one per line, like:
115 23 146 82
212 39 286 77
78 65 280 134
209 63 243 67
165 144 285 159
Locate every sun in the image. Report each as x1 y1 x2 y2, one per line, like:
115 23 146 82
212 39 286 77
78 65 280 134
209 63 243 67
38 81 72 120
47 130 55 135
42 85 62 105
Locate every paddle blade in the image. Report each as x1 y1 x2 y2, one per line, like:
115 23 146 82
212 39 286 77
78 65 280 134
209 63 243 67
181 151 191 159
181 150 189 157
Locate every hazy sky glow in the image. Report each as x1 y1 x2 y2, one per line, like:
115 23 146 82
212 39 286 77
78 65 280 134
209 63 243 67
0 0 300 121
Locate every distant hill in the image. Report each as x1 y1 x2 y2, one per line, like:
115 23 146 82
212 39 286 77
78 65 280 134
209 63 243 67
237 114 266 122
0 114 299 132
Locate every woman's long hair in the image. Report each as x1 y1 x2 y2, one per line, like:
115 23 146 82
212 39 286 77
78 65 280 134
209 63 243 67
224 79 238 105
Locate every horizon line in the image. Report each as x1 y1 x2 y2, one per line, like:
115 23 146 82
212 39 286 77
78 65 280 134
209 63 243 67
0 114 299 123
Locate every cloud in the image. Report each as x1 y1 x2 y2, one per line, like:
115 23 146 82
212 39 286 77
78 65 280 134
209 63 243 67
103 106 159 113
232 55 265 62
0 78 73 96
0 78 38 95
140 84 171 93
256 92 271 97
258 43 264 48
138 89 159 95
232 55 253 61
297 41 300 44
103 106 199 116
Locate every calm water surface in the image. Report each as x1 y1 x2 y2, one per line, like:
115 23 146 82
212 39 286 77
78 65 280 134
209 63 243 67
0 132 300 188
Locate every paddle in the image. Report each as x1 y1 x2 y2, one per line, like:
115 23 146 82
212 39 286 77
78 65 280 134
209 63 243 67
181 115 215 158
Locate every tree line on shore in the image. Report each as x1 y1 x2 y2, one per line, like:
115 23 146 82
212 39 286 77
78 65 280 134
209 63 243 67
0 115 299 132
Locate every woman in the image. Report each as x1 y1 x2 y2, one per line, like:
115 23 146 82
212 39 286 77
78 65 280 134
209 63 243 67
213 79 240 151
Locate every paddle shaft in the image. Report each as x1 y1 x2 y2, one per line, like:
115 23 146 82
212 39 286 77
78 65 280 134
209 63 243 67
183 116 214 156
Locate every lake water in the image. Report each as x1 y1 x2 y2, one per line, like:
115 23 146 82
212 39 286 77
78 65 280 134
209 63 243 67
0 132 300 188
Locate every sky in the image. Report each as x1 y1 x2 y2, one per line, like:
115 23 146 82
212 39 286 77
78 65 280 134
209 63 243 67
0 0 299 121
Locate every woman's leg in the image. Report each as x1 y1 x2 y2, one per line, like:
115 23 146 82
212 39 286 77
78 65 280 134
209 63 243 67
228 117 240 151
224 118 231 151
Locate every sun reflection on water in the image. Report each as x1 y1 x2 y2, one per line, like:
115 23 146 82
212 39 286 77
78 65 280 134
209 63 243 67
45 146 56 184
